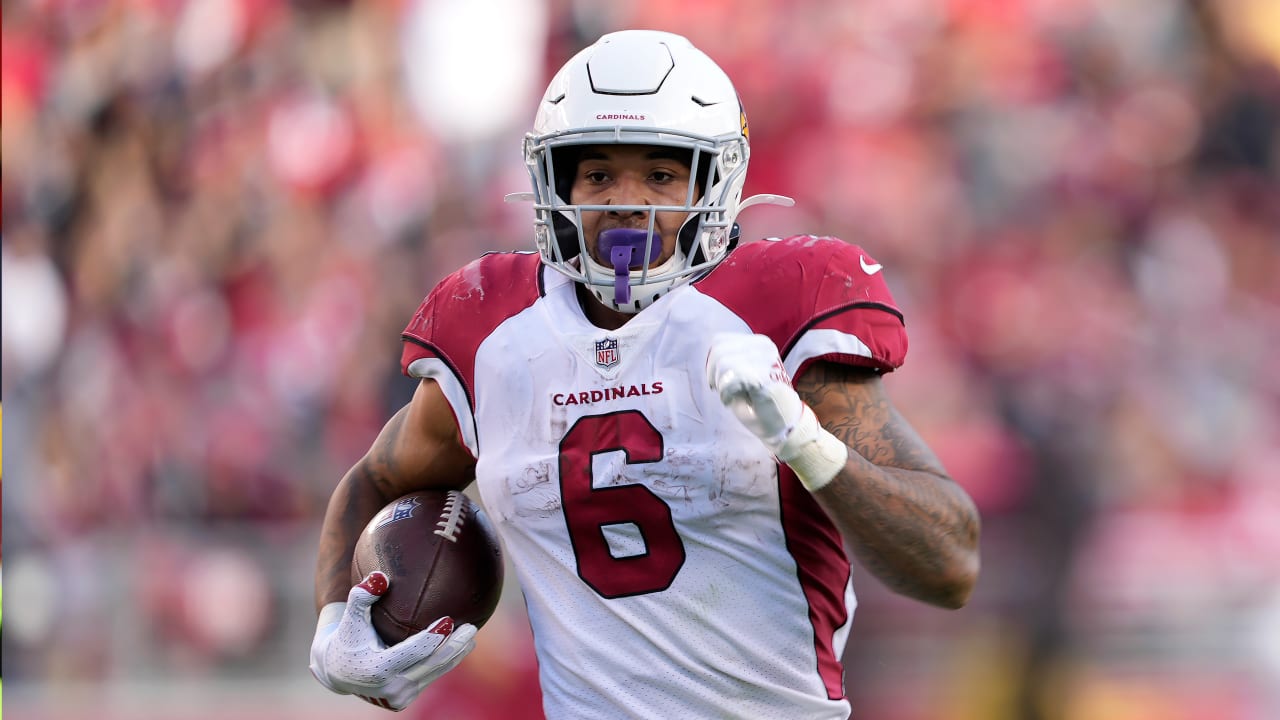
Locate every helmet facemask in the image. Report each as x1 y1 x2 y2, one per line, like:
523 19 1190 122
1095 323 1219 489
527 132 746 312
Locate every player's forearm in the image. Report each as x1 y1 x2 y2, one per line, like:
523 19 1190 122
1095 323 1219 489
813 458 980 609
314 392 478 613
793 363 980 608
314 459 398 612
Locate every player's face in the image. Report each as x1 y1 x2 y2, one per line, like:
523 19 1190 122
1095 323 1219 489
569 145 693 268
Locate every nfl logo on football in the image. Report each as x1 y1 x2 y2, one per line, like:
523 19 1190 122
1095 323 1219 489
378 495 421 528
595 337 619 368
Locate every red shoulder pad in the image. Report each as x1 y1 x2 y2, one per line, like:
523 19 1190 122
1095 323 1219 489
400 252 544 392
695 236 907 372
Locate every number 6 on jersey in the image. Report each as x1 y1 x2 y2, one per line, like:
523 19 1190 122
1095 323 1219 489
558 411 687 598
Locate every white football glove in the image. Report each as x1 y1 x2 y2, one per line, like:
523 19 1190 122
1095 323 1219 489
706 333 848 492
309 572 477 712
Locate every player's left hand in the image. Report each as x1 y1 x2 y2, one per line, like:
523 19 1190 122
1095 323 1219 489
706 333 848 492
705 333 803 453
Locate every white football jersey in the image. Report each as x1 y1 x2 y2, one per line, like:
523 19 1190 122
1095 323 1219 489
400 236 908 720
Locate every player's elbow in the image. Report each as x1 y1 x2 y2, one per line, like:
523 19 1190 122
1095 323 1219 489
931 549 980 609
932 496 982 609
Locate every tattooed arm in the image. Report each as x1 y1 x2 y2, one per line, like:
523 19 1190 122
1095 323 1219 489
795 361 981 609
314 379 476 612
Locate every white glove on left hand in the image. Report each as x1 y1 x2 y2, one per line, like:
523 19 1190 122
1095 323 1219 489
309 572 477 711
706 333 848 492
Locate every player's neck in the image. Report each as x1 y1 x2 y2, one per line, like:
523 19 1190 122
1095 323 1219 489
575 283 634 330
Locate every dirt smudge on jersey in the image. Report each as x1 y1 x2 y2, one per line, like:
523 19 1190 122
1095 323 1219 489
508 461 562 518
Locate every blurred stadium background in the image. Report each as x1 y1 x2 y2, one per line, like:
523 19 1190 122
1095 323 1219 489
3 0 1279 718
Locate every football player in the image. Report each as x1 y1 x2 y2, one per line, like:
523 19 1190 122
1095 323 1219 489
311 30 980 718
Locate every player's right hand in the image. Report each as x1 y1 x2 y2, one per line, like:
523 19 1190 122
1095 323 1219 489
309 572 478 712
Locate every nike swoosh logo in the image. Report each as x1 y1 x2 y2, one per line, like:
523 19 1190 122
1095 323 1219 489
860 256 883 275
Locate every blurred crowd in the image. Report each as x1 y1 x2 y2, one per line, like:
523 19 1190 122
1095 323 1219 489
3 0 1279 718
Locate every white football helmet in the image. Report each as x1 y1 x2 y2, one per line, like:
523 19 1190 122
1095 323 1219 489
515 30 792 313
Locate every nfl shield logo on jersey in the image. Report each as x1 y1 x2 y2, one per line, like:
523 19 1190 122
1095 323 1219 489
595 337 619 368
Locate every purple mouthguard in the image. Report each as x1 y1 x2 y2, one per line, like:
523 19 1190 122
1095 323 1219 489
597 228 661 305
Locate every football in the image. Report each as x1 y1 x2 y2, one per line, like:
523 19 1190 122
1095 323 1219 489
351 489 504 645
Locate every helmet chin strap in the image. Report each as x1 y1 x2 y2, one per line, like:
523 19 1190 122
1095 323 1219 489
598 229 662 305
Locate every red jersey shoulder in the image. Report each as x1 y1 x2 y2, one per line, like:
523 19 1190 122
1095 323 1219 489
696 235 902 347
401 251 543 377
